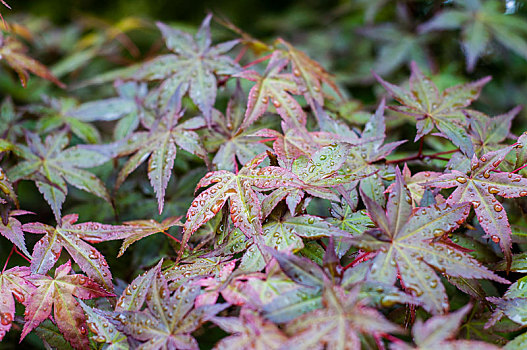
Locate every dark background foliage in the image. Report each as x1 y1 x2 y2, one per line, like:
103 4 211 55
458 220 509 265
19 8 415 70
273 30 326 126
2 0 527 349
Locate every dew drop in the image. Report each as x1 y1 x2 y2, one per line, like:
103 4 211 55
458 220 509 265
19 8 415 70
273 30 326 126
0 313 12 326
493 204 503 212
491 235 500 243
456 177 467 184
488 187 499 194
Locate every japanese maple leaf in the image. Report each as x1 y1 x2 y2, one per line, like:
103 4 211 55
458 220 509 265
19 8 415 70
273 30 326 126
419 0 527 71
254 123 326 169
467 107 520 156
8 130 111 222
351 168 508 314
67 81 149 140
116 216 182 257
79 300 129 349
375 61 490 156
425 144 527 265
21 261 114 349
108 271 227 349
0 266 35 341
95 93 207 214
0 33 65 88
385 164 442 207
448 107 521 173
262 143 371 216
181 153 302 252
486 277 527 329
282 285 401 350
221 213 350 272
237 51 307 131
136 14 240 121
22 214 120 290
212 308 288 350
164 257 235 291
325 100 404 204
0 97 25 142
391 304 500 350
204 82 270 171
29 96 102 144
276 38 341 107
0 210 31 257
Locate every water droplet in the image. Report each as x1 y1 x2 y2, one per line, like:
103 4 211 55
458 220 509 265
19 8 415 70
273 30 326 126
272 100 281 108
491 235 500 243
456 177 467 184
494 204 503 212
0 313 12 326
488 187 499 194
433 229 445 237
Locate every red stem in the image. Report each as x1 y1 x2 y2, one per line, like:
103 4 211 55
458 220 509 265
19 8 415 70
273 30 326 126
2 245 15 273
380 333 405 345
512 163 527 173
242 53 273 69
234 46 248 63
161 230 180 244
373 334 386 350
343 251 375 270
386 148 459 164
15 248 32 263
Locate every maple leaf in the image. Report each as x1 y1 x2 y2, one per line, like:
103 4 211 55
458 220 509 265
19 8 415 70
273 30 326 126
386 164 442 207
276 38 341 107
114 216 182 257
79 300 129 349
93 93 207 214
8 130 111 221
108 271 228 349
425 144 527 265
164 257 235 291
115 260 162 312
136 14 240 121
486 276 527 329
29 96 102 144
181 153 302 253
0 33 65 88
447 107 521 174
282 285 401 349
262 142 372 215
351 168 508 314
212 308 288 350
0 266 35 341
0 210 31 257
375 61 490 156
22 214 117 290
326 100 404 205
204 82 270 171
419 0 527 71
66 81 149 140
0 97 25 142
21 261 114 349
391 304 500 350
222 213 350 272
237 51 307 131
